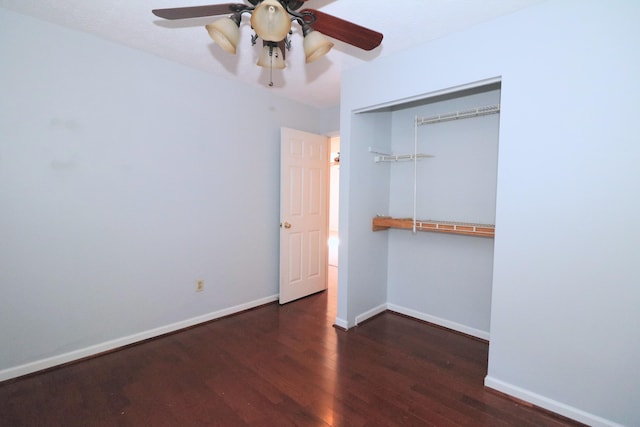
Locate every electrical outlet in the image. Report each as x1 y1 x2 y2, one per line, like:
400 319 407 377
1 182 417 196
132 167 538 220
196 280 204 292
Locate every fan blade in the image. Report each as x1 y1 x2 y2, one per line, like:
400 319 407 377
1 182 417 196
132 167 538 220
286 0 308 11
301 9 383 51
152 4 247 20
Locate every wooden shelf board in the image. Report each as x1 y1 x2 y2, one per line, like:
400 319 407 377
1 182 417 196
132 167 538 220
372 217 495 238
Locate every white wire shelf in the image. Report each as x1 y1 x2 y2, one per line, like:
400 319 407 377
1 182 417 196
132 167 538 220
374 153 434 163
372 217 495 238
416 104 500 126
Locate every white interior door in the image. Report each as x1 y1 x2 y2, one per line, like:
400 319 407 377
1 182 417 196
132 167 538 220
280 127 328 304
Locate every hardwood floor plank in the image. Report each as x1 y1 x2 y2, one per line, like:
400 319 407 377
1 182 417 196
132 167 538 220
0 286 586 427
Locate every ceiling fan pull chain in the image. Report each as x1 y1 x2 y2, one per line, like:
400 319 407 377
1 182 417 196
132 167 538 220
269 44 274 87
269 64 274 87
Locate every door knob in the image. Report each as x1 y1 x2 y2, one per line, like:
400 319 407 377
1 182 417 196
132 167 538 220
282 222 292 229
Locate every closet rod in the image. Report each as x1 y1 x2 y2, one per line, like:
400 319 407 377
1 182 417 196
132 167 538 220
416 104 500 126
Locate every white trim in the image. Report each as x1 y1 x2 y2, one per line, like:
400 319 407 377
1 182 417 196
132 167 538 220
333 317 349 330
352 77 502 114
386 303 490 341
0 294 279 382
355 303 388 326
484 376 624 427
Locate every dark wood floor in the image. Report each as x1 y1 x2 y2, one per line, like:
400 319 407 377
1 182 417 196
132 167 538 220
1 276 583 426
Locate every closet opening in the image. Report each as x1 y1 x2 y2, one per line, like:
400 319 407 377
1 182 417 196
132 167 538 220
350 79 501 340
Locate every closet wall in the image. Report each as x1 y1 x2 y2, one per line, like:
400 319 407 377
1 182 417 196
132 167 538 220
384 85 500 338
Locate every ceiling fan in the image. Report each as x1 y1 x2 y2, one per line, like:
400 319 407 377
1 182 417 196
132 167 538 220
152 0 383 85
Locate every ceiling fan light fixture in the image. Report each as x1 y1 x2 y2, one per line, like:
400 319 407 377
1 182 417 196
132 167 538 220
257 43 286 69
250 0 291 42
205 15 241 54
303 29 334 63
153 2 384 87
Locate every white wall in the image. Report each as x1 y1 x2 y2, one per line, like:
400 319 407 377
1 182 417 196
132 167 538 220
339 1 639 426
0 8 332 380
335 111 392 328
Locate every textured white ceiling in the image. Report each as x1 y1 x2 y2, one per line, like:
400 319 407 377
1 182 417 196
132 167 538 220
0 0 546 108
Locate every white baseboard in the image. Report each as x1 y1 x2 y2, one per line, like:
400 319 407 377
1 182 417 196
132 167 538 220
355 303 387 326
333 317 349 330
386 303 490 341
0 294 279 382
484 376 624 427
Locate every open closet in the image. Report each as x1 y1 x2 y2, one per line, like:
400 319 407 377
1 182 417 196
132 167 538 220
361 82 501 339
